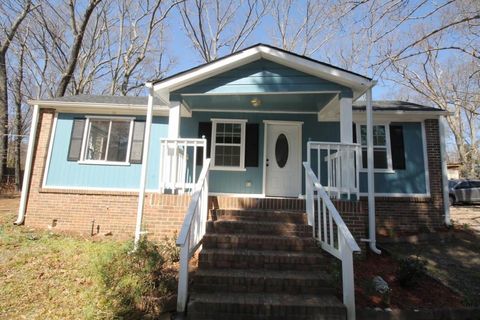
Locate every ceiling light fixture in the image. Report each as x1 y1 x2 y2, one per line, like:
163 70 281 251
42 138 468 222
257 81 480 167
250 97 262 107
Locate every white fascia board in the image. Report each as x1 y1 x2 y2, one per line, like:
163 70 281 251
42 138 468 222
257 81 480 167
153 45 374 97
27 101 191 117
153 48 262 93
257 46 374 97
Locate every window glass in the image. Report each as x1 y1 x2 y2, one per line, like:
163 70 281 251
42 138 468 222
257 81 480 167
107 121 130 162
212 121 244 168
360 125 388 169
85 119 131 163
86 120 109 160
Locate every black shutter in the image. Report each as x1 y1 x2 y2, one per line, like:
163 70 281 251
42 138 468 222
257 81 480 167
390 124 406 170
67 118 86 161
130 121 145 164
245 123 259 167
352 123 357 143
197 122 212 165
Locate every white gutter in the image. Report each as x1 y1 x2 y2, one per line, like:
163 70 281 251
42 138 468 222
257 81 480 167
133 83 155 249
15 105 40 225
439 115 451 226
366 88 381 254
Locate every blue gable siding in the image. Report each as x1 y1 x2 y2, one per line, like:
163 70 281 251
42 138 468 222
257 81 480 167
172 60 353 96
44 113 168 190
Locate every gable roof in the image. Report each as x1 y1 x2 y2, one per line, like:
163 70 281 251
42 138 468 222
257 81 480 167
152 43 375 101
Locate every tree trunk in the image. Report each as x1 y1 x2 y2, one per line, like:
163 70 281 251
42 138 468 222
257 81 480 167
0 53 8 183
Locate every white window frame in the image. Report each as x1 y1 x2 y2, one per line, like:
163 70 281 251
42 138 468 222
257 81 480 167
356 122 394 173
79 115 135 166
210 118 247 171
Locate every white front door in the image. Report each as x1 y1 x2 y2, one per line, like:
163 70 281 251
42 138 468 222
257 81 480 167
264 121 302 197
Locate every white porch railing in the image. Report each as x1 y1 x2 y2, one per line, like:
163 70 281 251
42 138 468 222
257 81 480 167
176 158 210 313
307 141 361 200
159 138 207 193
304 162 361 320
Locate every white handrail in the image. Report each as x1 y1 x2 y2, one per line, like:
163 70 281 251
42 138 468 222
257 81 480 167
176 158 210 313
307 141 361 200
304 161 360 320
159 138 207 193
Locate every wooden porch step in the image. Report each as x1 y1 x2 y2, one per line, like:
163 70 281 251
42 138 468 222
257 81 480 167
187 292 346 320
212 209 308 224
203 233 318 252
198 248 328 270
192 268 335 295
207 220 313 237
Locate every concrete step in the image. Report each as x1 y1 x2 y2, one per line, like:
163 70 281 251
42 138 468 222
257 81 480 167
207 220 313 237
192 269 335 294
187 292 346 320
212 209 308 224
198 248 328 270
203 233 318 252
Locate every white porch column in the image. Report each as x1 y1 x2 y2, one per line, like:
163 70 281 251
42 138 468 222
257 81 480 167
366 88 381 254
168 101 181 138
340 97 353 144
340 97 353 195
134 83 154 249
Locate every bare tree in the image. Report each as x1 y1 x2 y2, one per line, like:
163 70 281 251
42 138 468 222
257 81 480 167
177 0 269 62
0 0 33 182
106 0 182 95
270 0 339 57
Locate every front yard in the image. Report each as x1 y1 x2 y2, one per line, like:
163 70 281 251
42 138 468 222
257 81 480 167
0 195 177 320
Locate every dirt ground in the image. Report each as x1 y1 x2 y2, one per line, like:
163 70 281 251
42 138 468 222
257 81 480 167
451 204 480 233
380 204 480 307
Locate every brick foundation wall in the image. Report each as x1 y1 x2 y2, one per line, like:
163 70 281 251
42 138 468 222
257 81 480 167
24 109 190 241
362 119 446 236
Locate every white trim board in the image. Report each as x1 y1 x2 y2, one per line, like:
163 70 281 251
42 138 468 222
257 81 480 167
42 113 58 188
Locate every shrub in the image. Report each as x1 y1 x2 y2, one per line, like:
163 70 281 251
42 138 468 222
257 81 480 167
97 237 178 318
396 256 427 288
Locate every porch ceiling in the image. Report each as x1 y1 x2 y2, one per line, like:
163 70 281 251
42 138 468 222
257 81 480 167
181 92 337 113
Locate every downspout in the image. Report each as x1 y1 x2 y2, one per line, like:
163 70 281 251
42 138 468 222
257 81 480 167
439 115 451 226
15 104 40 225
366 87 381 254
134 82 154 249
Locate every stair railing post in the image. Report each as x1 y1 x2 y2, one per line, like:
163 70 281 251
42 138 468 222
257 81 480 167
339 231 356 320
177 233 189 313
305 164 314 229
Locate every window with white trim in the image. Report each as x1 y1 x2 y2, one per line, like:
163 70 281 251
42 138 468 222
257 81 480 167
358 124 392 170
83 118 133 163
210 119 247 170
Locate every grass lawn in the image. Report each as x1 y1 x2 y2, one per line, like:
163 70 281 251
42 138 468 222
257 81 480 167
0 196 176 320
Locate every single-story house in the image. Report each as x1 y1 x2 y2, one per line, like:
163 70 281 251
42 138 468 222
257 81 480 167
15 44 451 319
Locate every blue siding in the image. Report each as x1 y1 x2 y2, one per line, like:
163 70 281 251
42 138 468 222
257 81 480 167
45 113 168 190
173 59 352 111
181 112 340 194
359 122 427 194
45 113 427 195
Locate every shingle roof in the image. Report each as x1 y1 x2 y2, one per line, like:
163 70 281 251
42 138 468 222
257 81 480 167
35 95 164 106
353 100 443 112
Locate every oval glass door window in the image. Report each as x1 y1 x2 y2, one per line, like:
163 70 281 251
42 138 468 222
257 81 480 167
275 133 289 168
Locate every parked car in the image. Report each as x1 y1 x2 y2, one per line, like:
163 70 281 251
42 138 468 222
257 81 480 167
449 179 480 205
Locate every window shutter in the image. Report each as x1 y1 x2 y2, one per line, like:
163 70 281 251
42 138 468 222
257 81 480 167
245 123 259 167
67 118 86 161
197 122 212 166
352 123 357 143
130 121 145 164
390 124 406 170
